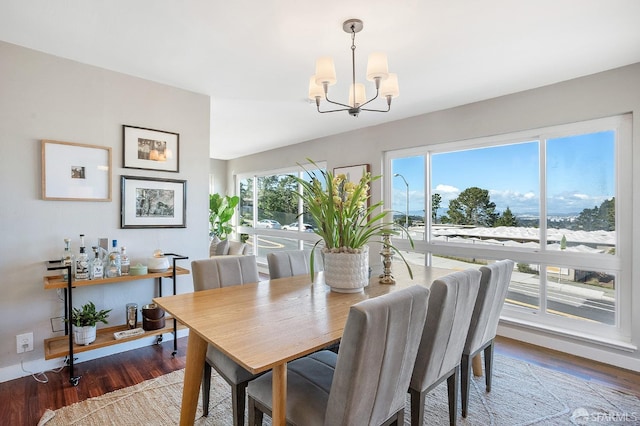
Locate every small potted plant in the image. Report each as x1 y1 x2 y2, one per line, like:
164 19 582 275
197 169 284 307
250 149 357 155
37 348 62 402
67 301 111 345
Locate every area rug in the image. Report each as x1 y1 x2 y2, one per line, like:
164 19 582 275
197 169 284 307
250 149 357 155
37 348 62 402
38 354 638 425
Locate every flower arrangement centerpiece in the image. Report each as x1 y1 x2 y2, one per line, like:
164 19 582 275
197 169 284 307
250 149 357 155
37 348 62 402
293 160 412 292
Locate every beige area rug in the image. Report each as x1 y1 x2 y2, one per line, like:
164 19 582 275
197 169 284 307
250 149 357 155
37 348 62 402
38 354 639 426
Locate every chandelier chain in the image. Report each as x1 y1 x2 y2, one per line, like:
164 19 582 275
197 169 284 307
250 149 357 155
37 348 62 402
351 24 357 103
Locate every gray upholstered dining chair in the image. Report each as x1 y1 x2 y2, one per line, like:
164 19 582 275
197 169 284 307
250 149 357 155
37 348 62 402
191 255 260 426
267 249 320 279
246 285 430 426
460 259 514 418
409 269 481 426
268 249 340 352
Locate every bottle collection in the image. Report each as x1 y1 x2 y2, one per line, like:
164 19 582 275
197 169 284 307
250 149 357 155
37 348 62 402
60 235 132 281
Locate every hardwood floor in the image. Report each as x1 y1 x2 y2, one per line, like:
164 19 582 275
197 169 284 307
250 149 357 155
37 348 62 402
1 336 638 426
494 336 640 399
1 339 187 426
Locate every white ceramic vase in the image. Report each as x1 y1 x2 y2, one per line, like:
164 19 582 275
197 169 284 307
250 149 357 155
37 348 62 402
73 325 97 345
323 245 369 293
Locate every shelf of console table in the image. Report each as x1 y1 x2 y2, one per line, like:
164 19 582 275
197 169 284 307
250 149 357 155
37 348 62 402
44 266 190 289
43 319 186 360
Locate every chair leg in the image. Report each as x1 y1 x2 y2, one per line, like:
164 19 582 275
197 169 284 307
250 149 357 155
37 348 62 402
248 396 263 426
447 368 458 426
381 409 402 426
460 354 471 418
202 363 212 417
409 388 426 426
231 382 248 426
484 340 494 393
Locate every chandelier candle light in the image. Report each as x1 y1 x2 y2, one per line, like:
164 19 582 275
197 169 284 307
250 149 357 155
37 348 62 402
308 19 399 117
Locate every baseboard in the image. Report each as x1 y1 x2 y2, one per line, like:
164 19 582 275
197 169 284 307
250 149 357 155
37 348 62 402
0 329 189 384
497 323 640 373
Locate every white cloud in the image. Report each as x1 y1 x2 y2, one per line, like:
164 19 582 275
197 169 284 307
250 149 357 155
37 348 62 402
434 184 459 194
490 189 538 202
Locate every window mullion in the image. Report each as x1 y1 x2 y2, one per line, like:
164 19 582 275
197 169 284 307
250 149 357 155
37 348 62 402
539 139 547 248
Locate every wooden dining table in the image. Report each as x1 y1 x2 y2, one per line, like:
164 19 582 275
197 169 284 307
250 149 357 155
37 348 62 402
153 263 453 426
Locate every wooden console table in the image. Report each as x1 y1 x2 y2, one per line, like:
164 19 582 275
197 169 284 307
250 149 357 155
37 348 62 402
44 253 189 386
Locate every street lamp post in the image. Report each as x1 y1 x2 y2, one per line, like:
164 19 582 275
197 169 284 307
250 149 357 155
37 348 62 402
394 173 409 237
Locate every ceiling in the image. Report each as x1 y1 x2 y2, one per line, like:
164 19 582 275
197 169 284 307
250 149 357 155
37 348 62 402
1 1 640 160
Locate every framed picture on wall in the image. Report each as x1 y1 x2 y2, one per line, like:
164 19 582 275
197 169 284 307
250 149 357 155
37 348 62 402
334 164 372 216
333 164 370 182
121 175 186 228
123 125 179 172
41 140 112 201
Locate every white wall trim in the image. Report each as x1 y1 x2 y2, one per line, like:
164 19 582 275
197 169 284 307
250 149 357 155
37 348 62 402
498 322 640 373
0 329 189 384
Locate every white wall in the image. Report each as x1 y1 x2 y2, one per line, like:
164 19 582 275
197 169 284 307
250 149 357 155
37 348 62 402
0 41 211 382
227 63 640 371
209 158 227 195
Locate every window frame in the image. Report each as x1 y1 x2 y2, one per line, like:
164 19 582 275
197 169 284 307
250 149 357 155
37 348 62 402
384 114 632 346
235 162 326 263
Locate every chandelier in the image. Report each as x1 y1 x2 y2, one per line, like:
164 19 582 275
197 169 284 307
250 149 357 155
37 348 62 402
308 19 399 117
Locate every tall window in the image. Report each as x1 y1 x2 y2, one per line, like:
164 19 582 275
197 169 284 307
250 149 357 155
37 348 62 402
391 156 425 238
386 115 630 344
239 177 254 226
236 163 325 265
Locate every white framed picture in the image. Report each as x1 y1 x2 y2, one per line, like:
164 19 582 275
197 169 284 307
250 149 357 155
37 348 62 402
41 140 112 201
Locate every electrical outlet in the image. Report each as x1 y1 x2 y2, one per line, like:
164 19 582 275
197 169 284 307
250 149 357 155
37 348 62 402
16 332 33 353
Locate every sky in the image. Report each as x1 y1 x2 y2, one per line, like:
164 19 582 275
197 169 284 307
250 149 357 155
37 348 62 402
391 131 615 217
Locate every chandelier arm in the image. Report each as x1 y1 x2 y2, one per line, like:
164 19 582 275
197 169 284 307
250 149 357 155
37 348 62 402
318 107 351 113
320 80 354 109
360 103 392 113
360 107 391 113
357 90 380 109
324 95 354 109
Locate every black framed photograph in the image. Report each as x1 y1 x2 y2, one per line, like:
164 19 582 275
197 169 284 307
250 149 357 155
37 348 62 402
41 140 112 201
123 125 179 172
121 175 186 228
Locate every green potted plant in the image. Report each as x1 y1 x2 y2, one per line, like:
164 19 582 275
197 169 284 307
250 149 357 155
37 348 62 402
209 193 240 241
67 301 111 345
291 159 413 293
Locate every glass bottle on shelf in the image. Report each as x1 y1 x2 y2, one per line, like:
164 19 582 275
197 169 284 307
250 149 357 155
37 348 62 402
120 246 130 276
106 239 121 278
60 238 75 281
75 234 90 280
89 246 104 279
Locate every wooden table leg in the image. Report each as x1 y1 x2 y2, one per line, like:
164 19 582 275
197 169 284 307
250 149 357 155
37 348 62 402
472 354 483 377
272 363 287 426
180 331 208 426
